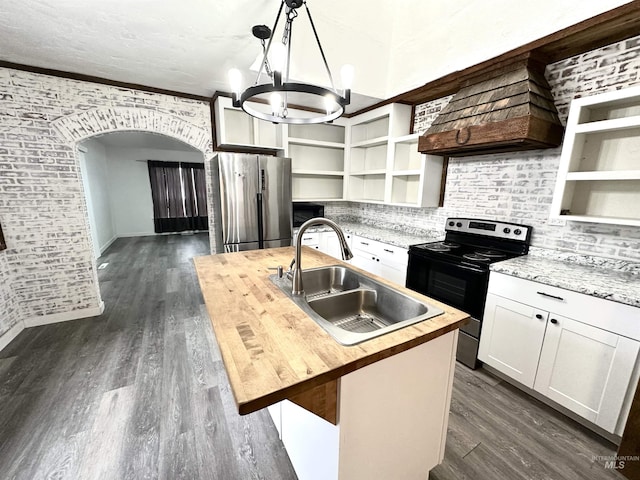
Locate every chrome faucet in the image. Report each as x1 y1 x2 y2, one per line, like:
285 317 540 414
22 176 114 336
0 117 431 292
291 218 354 296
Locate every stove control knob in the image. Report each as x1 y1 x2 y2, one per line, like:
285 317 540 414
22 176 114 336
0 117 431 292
503 227 511 234
448 221 454 227
456 222 462 227
514 228 522 235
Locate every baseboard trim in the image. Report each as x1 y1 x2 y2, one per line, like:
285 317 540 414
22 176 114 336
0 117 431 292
99 235 118 254
0 321 26 352
117 232 158 238
24 301 105 328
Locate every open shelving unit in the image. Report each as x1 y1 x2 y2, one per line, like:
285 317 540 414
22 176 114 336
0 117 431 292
213 95 283 150
285 118 348 201
551 86 640 226
389 134 444 207
345 104 444 207
213 95 446 206
347 112 390 203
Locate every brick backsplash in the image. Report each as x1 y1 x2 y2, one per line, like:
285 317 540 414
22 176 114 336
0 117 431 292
326 33 640 263
0 69 214 339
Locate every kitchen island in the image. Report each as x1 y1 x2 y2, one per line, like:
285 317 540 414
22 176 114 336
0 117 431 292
194 246 469 480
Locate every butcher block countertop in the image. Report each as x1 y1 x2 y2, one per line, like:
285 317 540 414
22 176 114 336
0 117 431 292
193 246 469 415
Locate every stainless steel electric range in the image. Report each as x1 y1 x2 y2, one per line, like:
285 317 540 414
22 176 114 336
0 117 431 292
406 218 532 369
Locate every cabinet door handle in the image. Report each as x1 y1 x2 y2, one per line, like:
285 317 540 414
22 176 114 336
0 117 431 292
550 318 558 325
537 291 564 301
303 237 313 241
535 314 543 320
376 258 380 262
383 248 393 253
361 241 369 246
371 256 375 260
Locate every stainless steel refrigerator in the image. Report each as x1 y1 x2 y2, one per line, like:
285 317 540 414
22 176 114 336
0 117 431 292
211 153 292 253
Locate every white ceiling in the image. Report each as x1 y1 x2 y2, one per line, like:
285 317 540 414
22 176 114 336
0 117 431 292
0 0 633 112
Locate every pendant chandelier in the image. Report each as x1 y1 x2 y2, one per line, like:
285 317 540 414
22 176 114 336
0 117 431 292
228 0 353 125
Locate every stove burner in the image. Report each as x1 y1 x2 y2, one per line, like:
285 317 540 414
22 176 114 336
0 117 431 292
462 253 492 262
423 242 458 252
423 244 450 252
476 249 507 259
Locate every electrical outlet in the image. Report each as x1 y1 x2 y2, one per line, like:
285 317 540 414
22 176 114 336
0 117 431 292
547 217 566 227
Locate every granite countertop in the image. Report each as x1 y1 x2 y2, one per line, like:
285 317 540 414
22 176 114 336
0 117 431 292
295 221 443 249
193 247 468 415
297 221 639 309
491 249 640 309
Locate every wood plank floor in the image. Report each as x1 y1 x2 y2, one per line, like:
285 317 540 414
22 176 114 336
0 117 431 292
0 234 625 480
0 234 297 480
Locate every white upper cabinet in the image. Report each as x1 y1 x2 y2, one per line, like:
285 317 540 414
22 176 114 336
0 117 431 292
551 86 640 226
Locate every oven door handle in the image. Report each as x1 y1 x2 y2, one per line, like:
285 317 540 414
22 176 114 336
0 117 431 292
408 253 487 275
454 263 487 274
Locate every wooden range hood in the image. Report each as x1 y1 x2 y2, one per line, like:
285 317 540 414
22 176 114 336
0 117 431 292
418 54 564 157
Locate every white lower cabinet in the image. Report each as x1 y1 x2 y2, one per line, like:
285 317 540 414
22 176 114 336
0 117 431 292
267 403 282 438
479 272 640 435
268 331 458 480
533 314 640 432
281 400 340 480
298 232 320 250
298 231 408 286
319 231 349 260
295 231 350 259
480 294 548 388
350 235 408 286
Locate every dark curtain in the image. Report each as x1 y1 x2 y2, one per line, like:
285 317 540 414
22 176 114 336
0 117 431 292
181 162 208 231
147 160 209 234
0 223 6 251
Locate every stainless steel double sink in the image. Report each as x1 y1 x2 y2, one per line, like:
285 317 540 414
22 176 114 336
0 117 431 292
270 265 444 346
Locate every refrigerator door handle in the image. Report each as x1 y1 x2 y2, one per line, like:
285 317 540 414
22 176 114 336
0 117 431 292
260 168 266 191
257 192 264 249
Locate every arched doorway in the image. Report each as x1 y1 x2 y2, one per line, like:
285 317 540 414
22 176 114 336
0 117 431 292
51 107 215 311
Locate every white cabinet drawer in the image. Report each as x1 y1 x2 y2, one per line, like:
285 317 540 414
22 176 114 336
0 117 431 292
488 272 640 341
349 235 408 286
296 232 320 247
351 235 376 255
377 243 408 267
351 236 408 265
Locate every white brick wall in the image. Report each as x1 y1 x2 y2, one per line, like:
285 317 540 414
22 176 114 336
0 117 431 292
0 68 214 340
327 33 640 263
0 251 22 336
